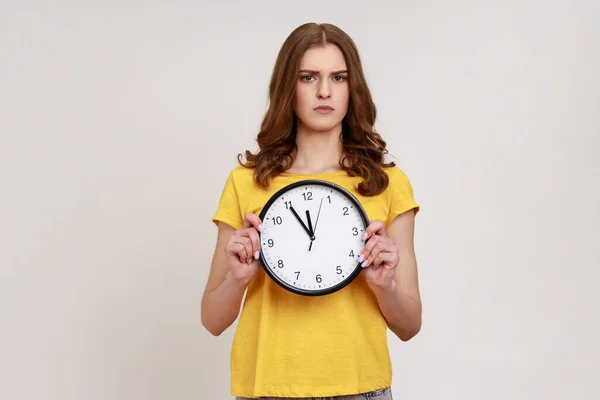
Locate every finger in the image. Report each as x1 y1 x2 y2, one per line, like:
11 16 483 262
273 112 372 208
246 227 260 260
373 252 395 269
227 242 248 263
360 235 384 263
243 212 263 232
231 236 252 263
362 239 386 268
235 228 261 260
230 238 250 263
362 220 386 240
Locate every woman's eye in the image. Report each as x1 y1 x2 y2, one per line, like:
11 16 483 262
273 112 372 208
301 75 314 81
333 75 346 81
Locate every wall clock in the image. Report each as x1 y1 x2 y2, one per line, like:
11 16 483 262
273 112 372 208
258 180 369 296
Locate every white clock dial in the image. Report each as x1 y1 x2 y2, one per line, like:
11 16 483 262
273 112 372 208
258 180 369 296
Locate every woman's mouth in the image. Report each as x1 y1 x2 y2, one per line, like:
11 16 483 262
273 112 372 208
314 105 334 114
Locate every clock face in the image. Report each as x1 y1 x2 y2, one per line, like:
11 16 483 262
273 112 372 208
258 180 369 296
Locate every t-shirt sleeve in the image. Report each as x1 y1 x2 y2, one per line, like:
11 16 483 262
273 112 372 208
386 167 420 226
212 170 244 230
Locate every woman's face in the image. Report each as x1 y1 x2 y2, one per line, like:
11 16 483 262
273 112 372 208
294 43 350 133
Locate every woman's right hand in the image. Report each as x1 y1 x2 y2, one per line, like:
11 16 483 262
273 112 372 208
225 212 263 287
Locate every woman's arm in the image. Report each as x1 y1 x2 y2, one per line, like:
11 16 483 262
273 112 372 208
201 214 262 336
360 209 422 341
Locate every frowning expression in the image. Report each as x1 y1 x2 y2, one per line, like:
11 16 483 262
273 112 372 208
294 43 350 133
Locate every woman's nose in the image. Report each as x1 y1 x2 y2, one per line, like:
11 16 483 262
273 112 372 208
317 82 331 99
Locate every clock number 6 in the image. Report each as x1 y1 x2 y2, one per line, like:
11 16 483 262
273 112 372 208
316 274 322 283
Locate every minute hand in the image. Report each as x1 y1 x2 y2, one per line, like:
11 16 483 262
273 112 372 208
289 206 312 238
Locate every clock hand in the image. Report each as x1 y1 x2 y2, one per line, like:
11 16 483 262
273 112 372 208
305 210 316 252
307 199 323 252
289 206 312 238
313 198 324 234
305 210 315 237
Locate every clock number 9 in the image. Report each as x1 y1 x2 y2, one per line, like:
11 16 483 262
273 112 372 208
267 239 274 247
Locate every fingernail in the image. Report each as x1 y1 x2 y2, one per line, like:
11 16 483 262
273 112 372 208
258 224 263 232
254 251 260 259
361 260 369 268
359 254 365 262
362 232 368 240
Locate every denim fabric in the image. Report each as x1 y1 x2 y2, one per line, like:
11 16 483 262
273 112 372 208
235 386 393 400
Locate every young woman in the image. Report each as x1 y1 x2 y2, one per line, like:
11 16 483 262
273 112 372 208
201 22 422 400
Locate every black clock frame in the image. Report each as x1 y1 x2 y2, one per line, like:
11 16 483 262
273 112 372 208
258 179 370 296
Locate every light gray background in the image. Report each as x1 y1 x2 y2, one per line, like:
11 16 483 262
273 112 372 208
1 1 599 399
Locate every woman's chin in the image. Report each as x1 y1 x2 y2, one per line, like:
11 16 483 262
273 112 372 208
299 119 343 133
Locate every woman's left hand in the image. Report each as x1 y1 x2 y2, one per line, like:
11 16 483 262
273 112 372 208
359 220 399 291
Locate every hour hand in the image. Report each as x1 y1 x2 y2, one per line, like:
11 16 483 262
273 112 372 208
305 210 315 238
289 206 312 238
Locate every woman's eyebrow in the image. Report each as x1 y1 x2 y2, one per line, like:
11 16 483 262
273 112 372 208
299 69 348 75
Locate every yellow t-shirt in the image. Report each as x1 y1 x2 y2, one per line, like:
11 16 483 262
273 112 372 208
212 165 420 398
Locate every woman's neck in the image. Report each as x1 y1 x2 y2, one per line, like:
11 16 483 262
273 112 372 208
288 122 344 174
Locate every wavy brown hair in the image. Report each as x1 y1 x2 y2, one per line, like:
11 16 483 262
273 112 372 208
238 22 395 196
